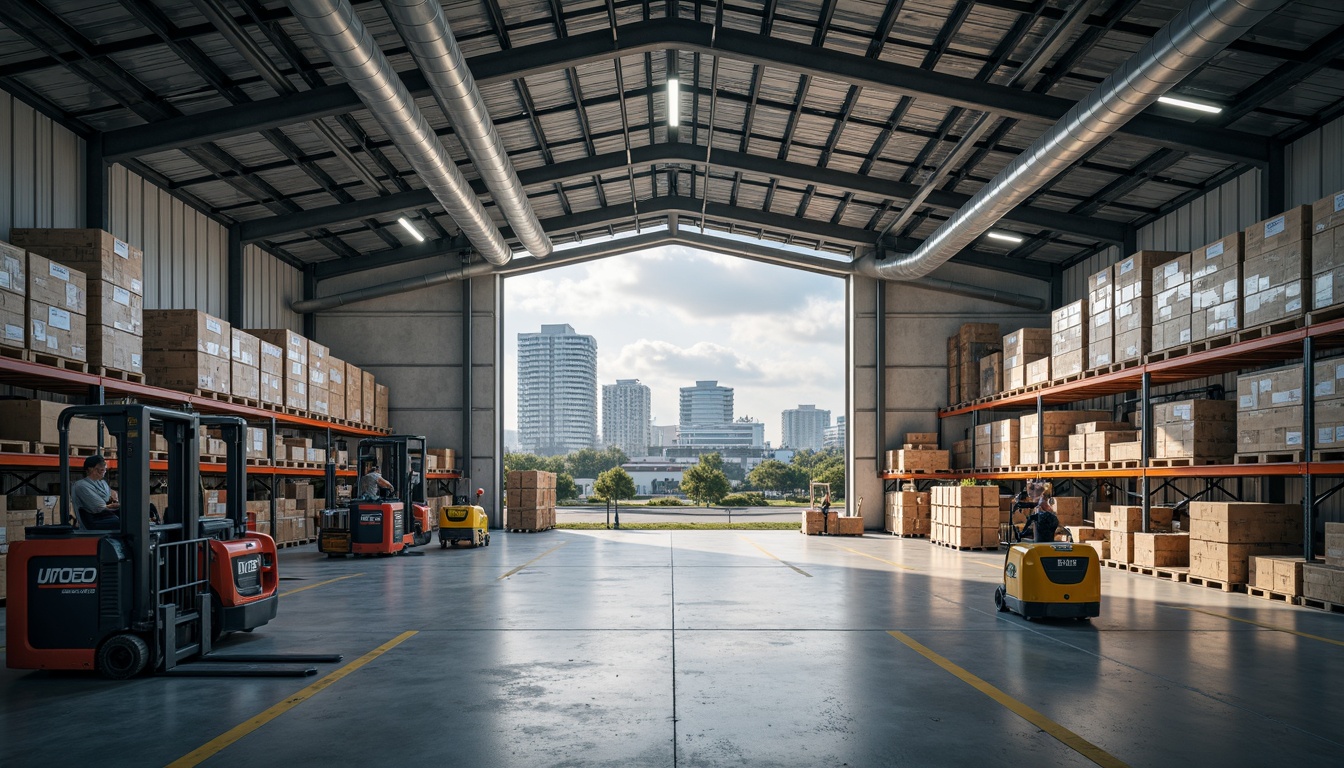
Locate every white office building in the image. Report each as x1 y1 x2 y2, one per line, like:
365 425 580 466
676 419 766 449
781 404 830 451
680 380 734 426
602 379 652 457
823 416 846 449
517 324 597 455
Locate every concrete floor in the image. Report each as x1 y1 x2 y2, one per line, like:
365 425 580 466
3 530 1343 767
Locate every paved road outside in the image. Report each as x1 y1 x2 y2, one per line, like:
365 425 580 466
555 504 844 524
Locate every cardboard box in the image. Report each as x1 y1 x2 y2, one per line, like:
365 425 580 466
87 324 143 374
375 383 390 428
232 361 260 400
1054 496 1083 526
362 371 375 423
308 340 329 391
1134 532 1189 567
1088 266 1113 369
259 339 284 377
1303 563 1344 604
1236 365 1304 454
1109 441 1141 461
0 289 25 350
1018 410 1110 463
1100 505 1174 533
26 252 87 314
1191 539 1298 583
1110 531 1134 563
1187 502 1301 545
1084 430 1138 461
0 240 27 296
87 279 142 335
1113 250 1185 363
327 355 346 420
1192 233 1243 340
979 352 1002 398
144 309 230 359
346 363 364 422
28 300 88 361
1025 357 1050 387
1002 328 1050 370
1051 300 1088 378
9 228 144 293
886 449 950 472
230 329 260 368
1326 521 1344 567
1251 555 1305 594
144 350 231 394
260 371 283 406
1246 205 1312 259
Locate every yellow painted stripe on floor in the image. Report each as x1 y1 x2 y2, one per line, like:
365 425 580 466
888 631 1128 768
166 630 417 768
279 573 364 598
973 560 1003 570
739 536 812 577
834 544 917 571
498 542 567 580
1167 605 1344 648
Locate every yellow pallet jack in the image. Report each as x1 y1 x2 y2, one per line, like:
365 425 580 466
993 483 1100 621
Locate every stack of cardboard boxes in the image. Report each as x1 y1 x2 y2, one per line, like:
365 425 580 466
1302 523 1344 605
144 310 231 395
327 355 346 421
1018 410 1109 466
1243 206 1311 328
979 351 1002 398
1113 250 1184 365
947 323 1001 405
1188 502 1302 584
1236 364 1303 457
231 329 261 403
258 336 284 407
1151 253 1193 353
1065 420 1139 464
973 418 1019 469
0 241 25 354
425 448 456 472
12 229 144 376
375 383 390 429
0 400 99 449
1192 233 1242 340
1095 505 1175 565
1249 554 1306 597
1312 191 1344 312
248 329 307 412
308 340 329 417
884 432 949 472
1050 300 1087 379
27 252 87 363
1003 327 1049 390
362 371 375 428
884 489 929 536
1150 399 1236 461
507 470 556 531
930 485 998 549
1088 267 1114 368
346 362 364 424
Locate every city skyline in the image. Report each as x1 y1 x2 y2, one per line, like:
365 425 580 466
503 245 845 443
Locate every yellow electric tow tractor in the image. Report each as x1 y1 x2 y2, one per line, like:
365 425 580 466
993 481 1100 621
439 488 490 548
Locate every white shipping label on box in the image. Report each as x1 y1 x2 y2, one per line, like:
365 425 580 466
1240 394 1255 409
5 323 21 341
1265 215 1286 238
1287 431 1303 446
265 346 282 359
31 319 46 342
131 279 142 293
132 354 142 368
113 286 131 306
47 306 71 331
49 262 70 281
291 361 303 376
1207 241 1224 259
204 342 220 356
0 272 8 290
1119 259 1134 275
1173 404 1192 420
114 239 130 258
206 318 222 334
1287 298 1302 312
1318 380 1336 397
1321 428 1337 444
48 334 57 349
1270 389 1301 405
1180 328 1191 343
1247 294 1261 312
65 283 79 308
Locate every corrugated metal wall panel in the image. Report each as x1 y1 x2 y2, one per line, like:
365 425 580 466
1061 246 1120 305
1286 114 1344 207
243 244 304 332
0 91 84 239
1136 169 1263 252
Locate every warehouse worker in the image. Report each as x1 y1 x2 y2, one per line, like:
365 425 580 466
72 454 120 530
1016 480 1059 543
359 461 394 500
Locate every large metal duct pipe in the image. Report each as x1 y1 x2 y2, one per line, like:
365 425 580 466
287 0 513 265
852 254 1043 310
872 0 1286 281
383 0 552 259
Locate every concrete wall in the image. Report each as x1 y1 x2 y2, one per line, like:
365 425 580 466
314 263 503 524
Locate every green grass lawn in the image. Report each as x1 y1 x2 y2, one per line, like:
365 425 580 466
555 521 800 530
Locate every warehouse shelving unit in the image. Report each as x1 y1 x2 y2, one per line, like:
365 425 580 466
885 316 1344 561
0 355 461 540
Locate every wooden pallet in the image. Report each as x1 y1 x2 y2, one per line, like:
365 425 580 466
0 439 30 453
1300 596 1344 614
31 442 101 457
260 401 285 412
506 527 554 533
1148 457 1232 467
1314 450 1344 462
1100 559 1129 570
889 467 955 474
1246 586 1302 605
245 457 273 467
886 532 927 538
1186 575 1246 593
276 538 318 549
1307 304 1344 325
27 351 89 373
1045 372 1085 388
0 345 25 361
1235 451 1304 464
1236 316 1306 343
228 395 262 408
95 367 145 384
932 541 998 552
1153 566 1190 582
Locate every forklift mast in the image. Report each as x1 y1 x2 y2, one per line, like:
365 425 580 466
198 415 249 536
355 435 427 506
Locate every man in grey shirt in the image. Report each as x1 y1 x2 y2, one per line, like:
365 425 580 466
359 462 394 500
72 454 120 529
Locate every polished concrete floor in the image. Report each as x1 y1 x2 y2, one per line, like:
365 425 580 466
3 530 1343 767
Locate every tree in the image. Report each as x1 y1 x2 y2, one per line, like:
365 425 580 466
566 445 628 478
555 472 578 501
748 459 792 495
504 452 564 474
682 458 730 507
698 451 724 473
593 467 636 503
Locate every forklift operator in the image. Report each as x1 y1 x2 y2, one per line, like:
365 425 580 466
73 454 121 529
1019 480 1059 543
359 462 395 500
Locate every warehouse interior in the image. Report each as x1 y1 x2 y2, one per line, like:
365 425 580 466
2 0 1344 765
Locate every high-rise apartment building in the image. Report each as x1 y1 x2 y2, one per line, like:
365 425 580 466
781 404 830 451
823 416 846 449
517 324 597 455
602 379 652 457
680 380 733 426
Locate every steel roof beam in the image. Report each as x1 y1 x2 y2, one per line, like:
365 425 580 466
102 18 1269 164
238 142 1125 243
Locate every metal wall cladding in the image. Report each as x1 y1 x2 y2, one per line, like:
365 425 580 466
1286 114 1344 207
243 245 304 333
0 91 83 238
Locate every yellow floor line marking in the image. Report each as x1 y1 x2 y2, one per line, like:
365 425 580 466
498 542 568 580
166 630 417 768
279 573 364 598
973 561 1002 570
739 536 812 577
1166 605 1344 648
834 544 917 571
888 631 1127 767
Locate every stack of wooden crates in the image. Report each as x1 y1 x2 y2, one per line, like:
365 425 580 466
930 486 998 549
1302 523 1344 607
947 323 1000 405
507 470 556 531
884 432 949 472
1188 502 1301 585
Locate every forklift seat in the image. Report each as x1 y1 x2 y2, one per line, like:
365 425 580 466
77 506 120 531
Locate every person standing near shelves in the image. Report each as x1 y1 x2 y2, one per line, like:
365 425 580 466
72 454 120 529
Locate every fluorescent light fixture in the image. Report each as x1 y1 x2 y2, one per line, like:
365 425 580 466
1157 95 1223 114
667 76 680 128
398 216 425 242
986 231 1024 244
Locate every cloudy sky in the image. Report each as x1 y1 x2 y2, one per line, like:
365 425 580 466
503 244 846 446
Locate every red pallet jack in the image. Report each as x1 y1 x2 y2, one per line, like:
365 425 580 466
5 405 340 678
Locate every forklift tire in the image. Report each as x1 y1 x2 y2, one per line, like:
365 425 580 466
440 540 448 549
993 586 1008 613
485 533 491 546
97 634 150 679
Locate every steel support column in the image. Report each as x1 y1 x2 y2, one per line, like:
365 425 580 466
461 275 473 504
874 281 885 466
227 225 244 325
1304 335 1315 561
1141 371 1152 532
302 264 317 340
84 133 108 230
1263 140 1287 219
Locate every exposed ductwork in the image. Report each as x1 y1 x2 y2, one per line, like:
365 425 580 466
871 0 1287 281
293 236 1043 314
287 0 513 265
383 0 552 259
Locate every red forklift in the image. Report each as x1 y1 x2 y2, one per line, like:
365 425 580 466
5 405 337 678
319 435 434 556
